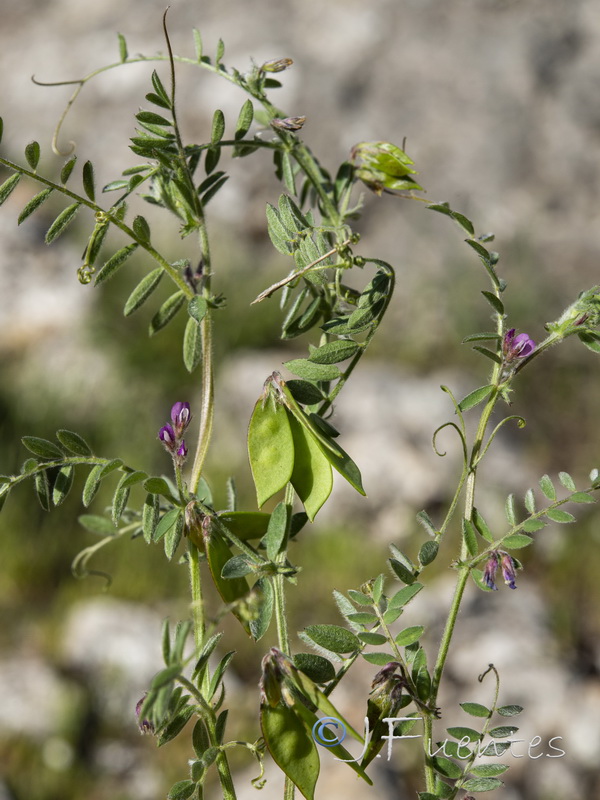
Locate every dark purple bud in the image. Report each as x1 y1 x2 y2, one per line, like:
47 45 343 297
270 116 306 132
500 552 518 589
483 551 499 591
135 695 154 735
176 440 188 460
158 424 176 450
171 402 191 434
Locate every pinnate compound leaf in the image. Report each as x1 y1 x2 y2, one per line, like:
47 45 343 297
303 624 361 654
458 384 494 412
183 317 202 372
248 398 294 507
95 243 138 285
0 172 21 207
18 188 54 225
22 436 63 460
56 429 92 456
124 268 163 316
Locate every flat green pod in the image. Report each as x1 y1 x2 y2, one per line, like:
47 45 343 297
248 394 294 507
260 703 319 800
217 511 271 540
288 413 333 521
206 531 251 634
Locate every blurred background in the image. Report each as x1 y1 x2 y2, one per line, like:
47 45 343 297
1 1 600 799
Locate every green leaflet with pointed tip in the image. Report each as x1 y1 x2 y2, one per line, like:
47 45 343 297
132 214 151 243
95 243 139 285
56 429 92 456
149 291 186 335
211 109 225 145
45 202 81 244
52 465 74 506
266 203 293 254
302 624 360 655
183 317 202 373
308 340 360 364
25 141 41 170
249 576 274 641
234 100 254 140
34 470 51 511
123 268 163 316
248 395 294 508
82 464 103 507
22 436 63 459
289 413 333 521
82 161 95 201
260 703 319 800
60 156 77 184
0 172 21 207
458 384 494 412
18 188 54 225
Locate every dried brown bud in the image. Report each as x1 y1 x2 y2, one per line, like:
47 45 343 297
270 116 306 133
261 58 293 73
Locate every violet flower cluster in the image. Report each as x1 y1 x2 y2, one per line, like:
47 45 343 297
483 550 519 591
158 401 191 466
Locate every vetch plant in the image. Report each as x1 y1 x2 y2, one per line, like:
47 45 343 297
1 11 599 800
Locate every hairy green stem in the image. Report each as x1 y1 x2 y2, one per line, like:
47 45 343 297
188 542 205 653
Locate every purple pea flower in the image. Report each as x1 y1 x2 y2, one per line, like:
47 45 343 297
503 328 536 362
171 402 191 435
176 440 188 461
483 551 499 591
158 423 176 451
501 553 518 589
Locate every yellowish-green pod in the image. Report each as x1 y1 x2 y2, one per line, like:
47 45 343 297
288 413 333 521
248 392 294 507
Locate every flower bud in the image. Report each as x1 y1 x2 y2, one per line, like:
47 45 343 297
351 141 423 195
270 116 306 132
261 58 293 73
158 424 176 451
483 551 500 591
500 552 518 589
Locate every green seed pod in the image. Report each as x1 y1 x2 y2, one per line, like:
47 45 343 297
248 390 294 507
